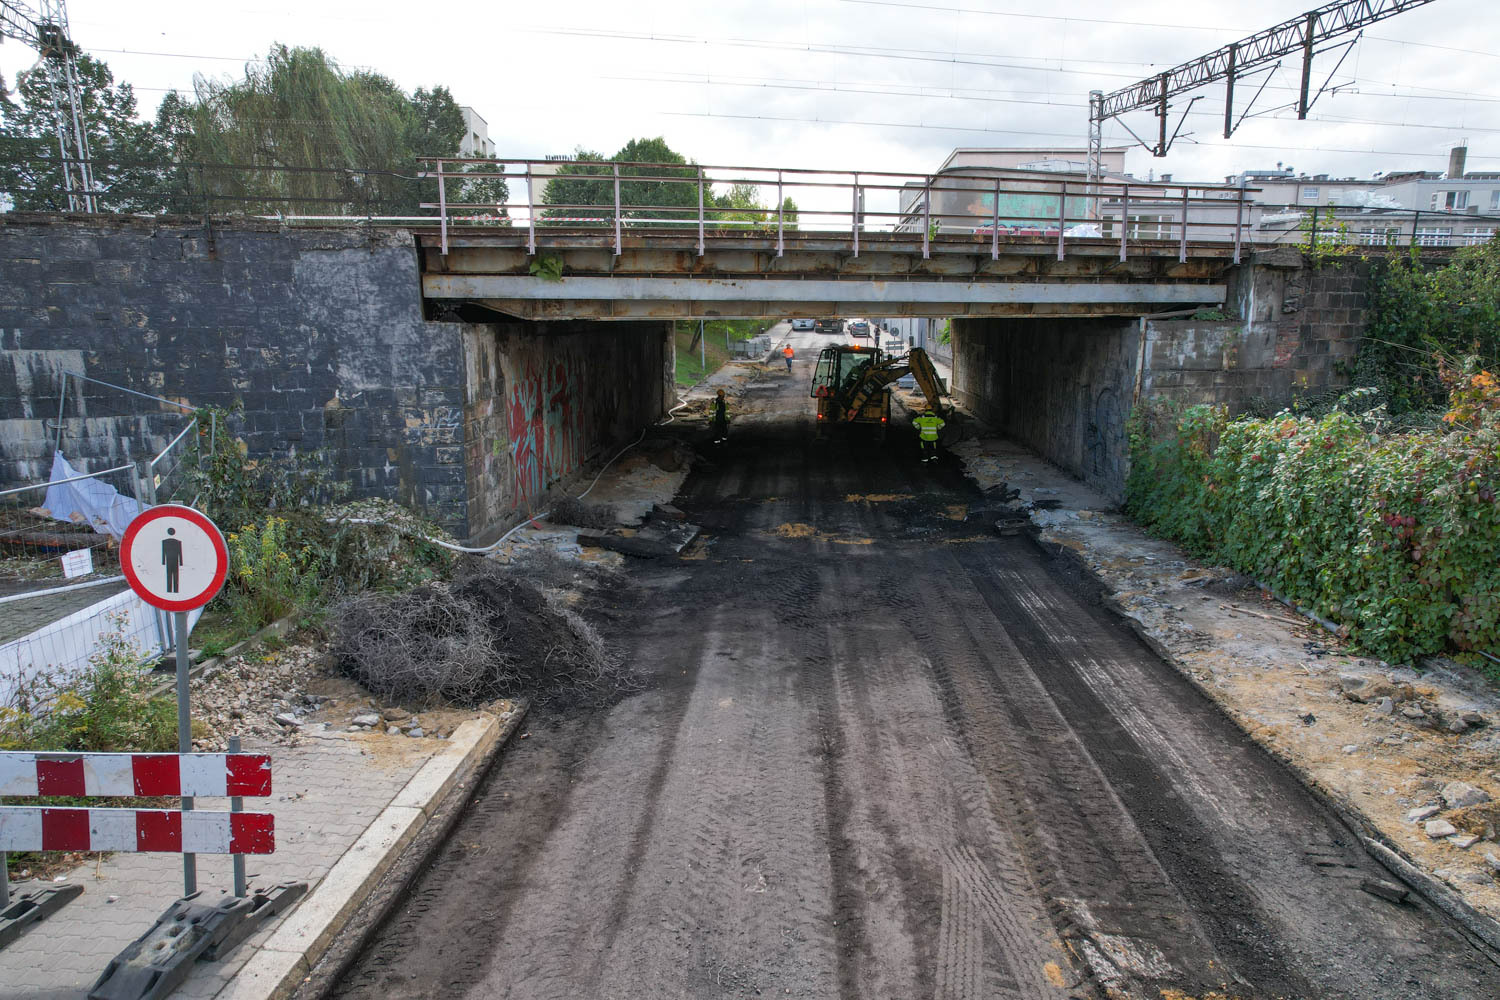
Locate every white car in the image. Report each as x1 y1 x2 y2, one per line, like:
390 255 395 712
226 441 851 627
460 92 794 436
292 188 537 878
791 318 815 331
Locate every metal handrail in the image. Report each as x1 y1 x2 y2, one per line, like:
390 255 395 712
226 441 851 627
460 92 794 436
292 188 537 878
0 463 136 499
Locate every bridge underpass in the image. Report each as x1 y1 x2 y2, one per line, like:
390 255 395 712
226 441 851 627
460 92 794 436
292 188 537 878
415 225 1334 502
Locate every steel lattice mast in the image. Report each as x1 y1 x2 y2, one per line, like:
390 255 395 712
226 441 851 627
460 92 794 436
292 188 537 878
1087 0 1438 175
1 0 97 212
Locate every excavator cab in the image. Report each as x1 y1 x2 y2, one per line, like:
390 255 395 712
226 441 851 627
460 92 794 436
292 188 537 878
810 344 947 443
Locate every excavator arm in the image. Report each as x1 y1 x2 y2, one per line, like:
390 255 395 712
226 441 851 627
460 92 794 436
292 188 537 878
842 347 946 421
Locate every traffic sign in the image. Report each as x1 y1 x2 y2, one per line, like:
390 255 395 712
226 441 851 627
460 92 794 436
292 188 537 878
120 505 229 612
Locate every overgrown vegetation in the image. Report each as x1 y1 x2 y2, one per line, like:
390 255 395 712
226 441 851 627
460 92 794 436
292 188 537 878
1126 367 1499 668
1362 240 1500 415
674 320 773 387
1 622 176 753
184 408 453 643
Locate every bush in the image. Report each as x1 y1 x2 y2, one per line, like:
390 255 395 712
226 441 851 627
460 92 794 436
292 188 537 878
1126 370 1499 666
1 623 176 753
1363 241 1500 414
224 515 317 629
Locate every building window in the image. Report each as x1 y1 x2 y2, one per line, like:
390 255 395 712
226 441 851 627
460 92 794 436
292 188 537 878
1359 228 1399 246
1463 227 1495 245
1491 189 1500 210
1431 190 1469 210
1415 227 1452 247
1301 186 1319 200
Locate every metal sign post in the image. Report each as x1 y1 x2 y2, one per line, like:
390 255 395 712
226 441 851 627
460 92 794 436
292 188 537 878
120 504 229 897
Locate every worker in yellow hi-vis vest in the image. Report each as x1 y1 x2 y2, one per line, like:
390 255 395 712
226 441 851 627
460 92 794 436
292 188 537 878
913 408 945 463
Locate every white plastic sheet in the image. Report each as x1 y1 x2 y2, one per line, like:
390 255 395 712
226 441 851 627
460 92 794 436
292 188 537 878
40 451 143 540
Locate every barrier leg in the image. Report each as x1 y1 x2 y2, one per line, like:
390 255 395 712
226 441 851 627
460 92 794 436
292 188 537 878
175 610 195 896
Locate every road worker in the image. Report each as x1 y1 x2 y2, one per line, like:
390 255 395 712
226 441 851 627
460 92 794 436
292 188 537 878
711 388 730 444
913 408 945 462
782 344 795 373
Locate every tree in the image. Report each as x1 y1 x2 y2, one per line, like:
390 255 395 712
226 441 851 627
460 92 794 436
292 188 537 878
181 46 506 218
1363 240 1500 414
0 54 171 212
543 136 699 225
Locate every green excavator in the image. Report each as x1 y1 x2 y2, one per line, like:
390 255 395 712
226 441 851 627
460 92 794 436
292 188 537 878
810 344 948 442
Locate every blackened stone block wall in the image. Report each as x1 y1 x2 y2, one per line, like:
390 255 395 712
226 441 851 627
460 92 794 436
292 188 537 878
952 316 1140 499
951 251 1375 502
460 320 670 545
0 217 670 540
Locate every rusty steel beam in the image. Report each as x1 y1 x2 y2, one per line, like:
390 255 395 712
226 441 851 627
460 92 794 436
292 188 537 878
428 274 1225 306
471 298 1212 321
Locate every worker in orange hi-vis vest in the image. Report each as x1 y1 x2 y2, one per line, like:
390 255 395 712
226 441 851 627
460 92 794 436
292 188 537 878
782 344 795 372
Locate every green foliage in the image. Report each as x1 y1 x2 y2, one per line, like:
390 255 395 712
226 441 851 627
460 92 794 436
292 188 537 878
542 137 797 232
0 55 177 212
225 516 318 630
3 45 505 216
1126 373 1500 666
1297 208 1352 267
529 254 565 281
1363 240 1500 414
1 621 176 753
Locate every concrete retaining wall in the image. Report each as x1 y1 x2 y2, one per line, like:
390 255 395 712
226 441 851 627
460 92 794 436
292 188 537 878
0 218 669 540
952 251 1372 502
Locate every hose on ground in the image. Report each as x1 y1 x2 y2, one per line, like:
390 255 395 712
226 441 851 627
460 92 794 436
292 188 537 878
330 399 692 555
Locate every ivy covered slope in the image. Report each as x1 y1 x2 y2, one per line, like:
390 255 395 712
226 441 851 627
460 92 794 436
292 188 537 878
1126 372 1498 667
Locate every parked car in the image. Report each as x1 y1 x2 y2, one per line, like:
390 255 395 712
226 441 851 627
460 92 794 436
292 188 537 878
849 319 871 338
791 318 815 331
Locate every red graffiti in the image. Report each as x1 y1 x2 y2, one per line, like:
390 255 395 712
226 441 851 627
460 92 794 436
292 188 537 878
506 354 585 508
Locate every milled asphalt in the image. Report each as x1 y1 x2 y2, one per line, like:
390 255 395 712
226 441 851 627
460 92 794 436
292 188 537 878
332 356 1500 1000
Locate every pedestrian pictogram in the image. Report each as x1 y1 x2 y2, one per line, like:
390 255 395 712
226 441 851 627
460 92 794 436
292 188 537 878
120 504 228 612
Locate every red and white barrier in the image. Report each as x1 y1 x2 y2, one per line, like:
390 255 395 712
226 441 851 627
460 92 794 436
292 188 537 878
0 752 270 798
0 806 274 854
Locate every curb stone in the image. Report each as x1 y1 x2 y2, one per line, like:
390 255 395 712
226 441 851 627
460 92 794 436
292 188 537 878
218 701 529 1000
1089 580 1500 967
286 700 530 999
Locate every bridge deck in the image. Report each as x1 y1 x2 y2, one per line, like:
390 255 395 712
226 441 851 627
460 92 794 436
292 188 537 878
418 228 1236 321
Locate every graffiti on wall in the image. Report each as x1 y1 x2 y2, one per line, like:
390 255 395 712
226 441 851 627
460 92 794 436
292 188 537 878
506 352 585 509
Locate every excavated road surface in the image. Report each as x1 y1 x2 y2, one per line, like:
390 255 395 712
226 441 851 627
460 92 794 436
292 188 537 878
334 363 1500 1000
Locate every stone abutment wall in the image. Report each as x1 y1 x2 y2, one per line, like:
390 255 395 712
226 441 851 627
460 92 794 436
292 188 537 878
952 250 1372 501
0 217 670 540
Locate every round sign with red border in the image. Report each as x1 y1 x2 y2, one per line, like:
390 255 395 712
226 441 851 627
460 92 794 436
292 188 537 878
120 504 229 612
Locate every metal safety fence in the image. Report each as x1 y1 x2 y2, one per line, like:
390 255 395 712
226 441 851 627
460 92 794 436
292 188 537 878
0 374 211 708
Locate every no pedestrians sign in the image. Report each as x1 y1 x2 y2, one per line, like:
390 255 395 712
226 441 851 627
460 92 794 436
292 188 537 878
120 504 229 612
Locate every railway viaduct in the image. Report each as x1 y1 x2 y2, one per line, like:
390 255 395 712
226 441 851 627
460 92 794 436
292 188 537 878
0 213 1363 542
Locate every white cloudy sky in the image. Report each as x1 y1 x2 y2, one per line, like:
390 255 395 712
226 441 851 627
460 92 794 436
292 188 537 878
5 0 1496 187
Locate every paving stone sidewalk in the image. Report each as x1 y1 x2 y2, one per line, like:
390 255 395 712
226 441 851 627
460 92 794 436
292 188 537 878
0 729 437 999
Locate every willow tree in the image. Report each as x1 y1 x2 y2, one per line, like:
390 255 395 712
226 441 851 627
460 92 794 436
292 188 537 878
182 46 504 217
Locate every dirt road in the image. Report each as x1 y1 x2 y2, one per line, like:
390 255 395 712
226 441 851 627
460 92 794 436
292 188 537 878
332 360 1500 999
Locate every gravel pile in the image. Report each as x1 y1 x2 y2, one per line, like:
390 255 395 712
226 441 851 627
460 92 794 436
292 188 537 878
188 641 325 749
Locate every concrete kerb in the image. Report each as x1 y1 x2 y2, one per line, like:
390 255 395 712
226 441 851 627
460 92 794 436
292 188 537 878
218 701 529 1000
1079 556 1500 965
287 701 531 999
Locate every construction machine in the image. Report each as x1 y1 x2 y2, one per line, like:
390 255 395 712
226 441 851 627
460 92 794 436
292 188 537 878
810 344 947 442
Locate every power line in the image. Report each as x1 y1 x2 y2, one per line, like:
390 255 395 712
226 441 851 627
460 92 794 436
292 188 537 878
614 70 1500 125
838 0 1500 61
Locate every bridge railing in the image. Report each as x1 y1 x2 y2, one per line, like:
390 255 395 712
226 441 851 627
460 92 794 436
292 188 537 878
416 156 1262 264
12 153 1490 260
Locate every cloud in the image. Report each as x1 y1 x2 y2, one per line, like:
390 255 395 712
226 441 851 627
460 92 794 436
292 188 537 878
5 0 1494 190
